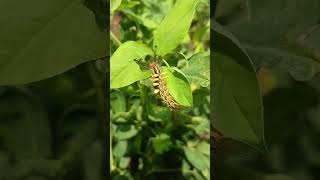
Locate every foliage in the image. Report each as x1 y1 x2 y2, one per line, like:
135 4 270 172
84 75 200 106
110 0 210 179
0 0 108 179
214 0 320 179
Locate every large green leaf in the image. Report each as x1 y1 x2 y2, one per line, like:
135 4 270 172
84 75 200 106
153 0 198 56
110 41 153 89
181 52 210 87
216 0 320 81
162 67 193 107
212 25 265 150
0 0 107 85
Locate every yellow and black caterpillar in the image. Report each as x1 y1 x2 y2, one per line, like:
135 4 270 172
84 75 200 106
149 62 181 110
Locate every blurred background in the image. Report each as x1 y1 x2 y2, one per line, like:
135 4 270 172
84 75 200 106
0 0 108 179
213 0 320 179
0 62 107 180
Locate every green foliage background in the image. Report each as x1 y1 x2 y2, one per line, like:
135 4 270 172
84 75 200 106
110 0 210 179
0 0 108 179
213 0 320 179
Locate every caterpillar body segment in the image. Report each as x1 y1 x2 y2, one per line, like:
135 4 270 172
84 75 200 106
149 62 181 110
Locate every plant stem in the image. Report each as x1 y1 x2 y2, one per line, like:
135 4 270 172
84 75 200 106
110 31 122 46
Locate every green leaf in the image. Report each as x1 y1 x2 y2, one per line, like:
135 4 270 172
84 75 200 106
0 0 107 85
120 9 159 29
212 26 265 150
162 67 193 107
217 0 320 81
151 133 172 154
181 52 210 87
113 124 138 140
111 0 122 13
245 46 320 82
153 0 198 56
110 41 153 89
184 147 209 171
111 90 127 112
148 104 171 122
196 141 210 156
113 140 128 160
0 91 51 159
119 157 131 169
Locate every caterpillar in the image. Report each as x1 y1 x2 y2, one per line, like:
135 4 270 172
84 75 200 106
149 62 181 110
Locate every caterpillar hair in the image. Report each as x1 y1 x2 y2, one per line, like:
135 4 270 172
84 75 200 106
149 46 181 110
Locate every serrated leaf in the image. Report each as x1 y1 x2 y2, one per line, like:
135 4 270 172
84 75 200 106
153 0 198 56
110 41 153 89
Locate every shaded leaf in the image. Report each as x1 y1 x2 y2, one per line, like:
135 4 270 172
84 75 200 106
212 25 265 150
111 90 127 112
0 0 107 85
151 133 172 154
0 91 51 159
113 124 138 140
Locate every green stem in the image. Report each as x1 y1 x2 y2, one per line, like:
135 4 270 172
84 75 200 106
110 31 122 46
110 121 115 172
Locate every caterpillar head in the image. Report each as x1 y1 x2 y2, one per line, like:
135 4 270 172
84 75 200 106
149 62 158 69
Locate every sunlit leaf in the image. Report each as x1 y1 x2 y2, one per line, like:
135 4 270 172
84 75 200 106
153 0 198 56
110 41 153 89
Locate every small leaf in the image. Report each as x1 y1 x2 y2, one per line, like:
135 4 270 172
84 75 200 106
119 157 131 169
110 91 126 112
162 67 193 107
148 104 171 122
184 147 209 171
153 0 198 56
110 41 153 89
151 133 172 154
113 124 138 140
110 0 122 13
113 140 128 160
